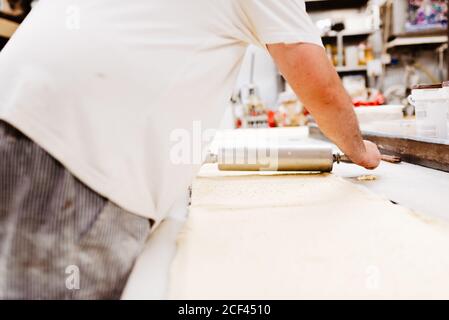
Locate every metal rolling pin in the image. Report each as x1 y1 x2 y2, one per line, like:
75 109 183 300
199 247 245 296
205 145 400 173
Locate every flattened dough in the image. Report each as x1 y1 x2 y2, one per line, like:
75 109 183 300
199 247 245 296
168 164 449 299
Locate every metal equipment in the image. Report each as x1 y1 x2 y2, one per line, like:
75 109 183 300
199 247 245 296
205 145 400 173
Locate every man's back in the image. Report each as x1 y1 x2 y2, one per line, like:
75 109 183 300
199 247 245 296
0 0 322 223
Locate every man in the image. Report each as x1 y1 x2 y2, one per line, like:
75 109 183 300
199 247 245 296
0 0 381 299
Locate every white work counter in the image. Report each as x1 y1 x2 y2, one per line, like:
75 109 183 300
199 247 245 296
334 161 449 223
122 127 449 299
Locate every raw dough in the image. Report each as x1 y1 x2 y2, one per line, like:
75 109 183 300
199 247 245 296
357 175 377 181
168 164 449 299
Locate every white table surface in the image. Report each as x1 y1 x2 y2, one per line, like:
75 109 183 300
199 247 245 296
122 127 449 299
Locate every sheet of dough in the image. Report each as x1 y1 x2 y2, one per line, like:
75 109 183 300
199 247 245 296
168 164 449 299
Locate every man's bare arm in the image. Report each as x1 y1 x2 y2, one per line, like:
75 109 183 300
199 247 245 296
267 43 381 169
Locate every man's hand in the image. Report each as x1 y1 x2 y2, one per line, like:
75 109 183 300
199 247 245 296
349 140 381 170
267 42 380 170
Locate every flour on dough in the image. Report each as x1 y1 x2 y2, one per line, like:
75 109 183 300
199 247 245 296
168 164 449 299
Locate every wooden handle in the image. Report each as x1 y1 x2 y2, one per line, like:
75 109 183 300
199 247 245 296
381 154 402 164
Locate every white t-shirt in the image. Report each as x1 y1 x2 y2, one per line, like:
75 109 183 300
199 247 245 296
0 0 322 224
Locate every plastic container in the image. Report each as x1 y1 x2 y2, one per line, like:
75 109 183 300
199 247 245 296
354 105 404 125
408 86 449 139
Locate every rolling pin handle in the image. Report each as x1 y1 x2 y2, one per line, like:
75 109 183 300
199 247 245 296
333 153 352 164
333 153 341 164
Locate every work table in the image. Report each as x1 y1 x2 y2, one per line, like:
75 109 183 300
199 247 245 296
335 161 449 222
123 127 449 299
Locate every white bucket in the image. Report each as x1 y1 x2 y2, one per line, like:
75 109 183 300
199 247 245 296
408 87 449 139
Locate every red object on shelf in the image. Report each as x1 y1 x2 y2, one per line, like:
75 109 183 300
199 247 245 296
267 110 276 127
236 118 242 128
353 93 385 107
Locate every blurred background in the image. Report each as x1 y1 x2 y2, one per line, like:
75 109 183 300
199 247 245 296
225 0 449 142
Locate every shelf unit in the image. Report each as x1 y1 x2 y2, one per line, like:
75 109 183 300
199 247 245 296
305 0 369 12
335 65 368 73
384 1 449 53
307 1 375 75
322 29 375 38
387 35 448 49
